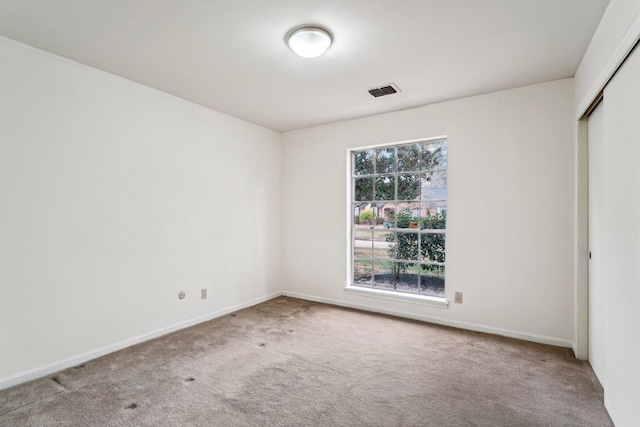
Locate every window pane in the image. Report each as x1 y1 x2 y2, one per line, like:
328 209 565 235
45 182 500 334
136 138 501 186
398 174 420 201
374 175 395 201
373 261 395 289
354 227 373 238
422 200 447 210
380 204 396 228
395 203 419 229
420 171 446 201
375 148 396 173
420 265 445 297
397 144 421 172
354 260 373 286
395 232 419 261
354 177 373 201
373 230 394 260
419 204 446 230
396 262 420 294
354 150 374 175
354 232 373 258
420 233 446 263
421 141 447 171
372 204 390 228
356 207 375 227
353 203 367 226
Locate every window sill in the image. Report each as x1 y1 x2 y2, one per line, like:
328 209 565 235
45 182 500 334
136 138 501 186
343 285 449 308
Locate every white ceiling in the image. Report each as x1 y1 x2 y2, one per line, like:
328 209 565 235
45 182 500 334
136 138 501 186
0 0 609 132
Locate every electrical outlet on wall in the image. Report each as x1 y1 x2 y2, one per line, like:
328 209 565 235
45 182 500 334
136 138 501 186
201 288 207 300
454 291 463 304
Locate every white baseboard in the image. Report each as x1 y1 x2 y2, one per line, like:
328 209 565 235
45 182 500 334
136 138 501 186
2 289 576 390
0 291 282 391
282 291 574 349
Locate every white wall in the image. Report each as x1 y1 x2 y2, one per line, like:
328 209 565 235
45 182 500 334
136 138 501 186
0 36 282 385
281 79 576 345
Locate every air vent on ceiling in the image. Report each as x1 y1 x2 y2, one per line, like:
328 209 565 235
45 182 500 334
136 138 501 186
368 83 400 98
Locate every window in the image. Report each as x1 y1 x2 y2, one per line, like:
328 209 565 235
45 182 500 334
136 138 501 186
350 138 447 298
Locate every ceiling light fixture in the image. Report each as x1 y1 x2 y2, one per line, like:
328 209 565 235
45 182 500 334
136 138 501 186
287 26 332 58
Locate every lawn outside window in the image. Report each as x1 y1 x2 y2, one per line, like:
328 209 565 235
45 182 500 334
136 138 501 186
348 137 447 302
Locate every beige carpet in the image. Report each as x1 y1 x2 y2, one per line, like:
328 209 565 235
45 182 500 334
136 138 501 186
0 297 612 426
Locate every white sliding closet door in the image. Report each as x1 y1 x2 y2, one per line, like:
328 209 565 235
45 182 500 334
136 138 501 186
600 45 640 426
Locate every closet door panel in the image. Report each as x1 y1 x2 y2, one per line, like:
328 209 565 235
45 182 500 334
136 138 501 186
601 46 640 426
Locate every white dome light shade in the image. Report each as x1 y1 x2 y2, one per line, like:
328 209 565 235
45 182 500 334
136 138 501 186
287 26 332 58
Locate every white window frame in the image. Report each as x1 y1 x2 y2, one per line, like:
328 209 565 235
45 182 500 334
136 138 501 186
345 136 449 308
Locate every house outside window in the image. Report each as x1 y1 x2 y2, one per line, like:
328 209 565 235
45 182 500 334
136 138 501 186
350 137 447 297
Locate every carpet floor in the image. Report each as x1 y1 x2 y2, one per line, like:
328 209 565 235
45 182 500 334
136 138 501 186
0 297 612 426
